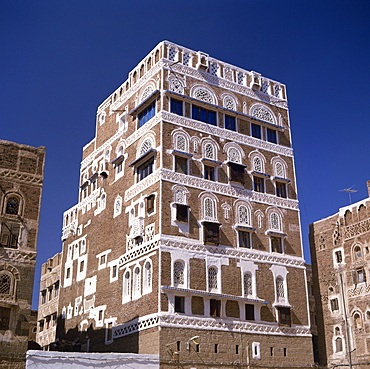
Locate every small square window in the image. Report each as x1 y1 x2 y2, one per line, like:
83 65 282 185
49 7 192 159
176 204 189 223
146 194 155 213
100 255 106 265
251 124 261 139
271 237 283 253
112 265 117 279
229 162 245 184
203 222 220 245
175 296 185 313
335 250 343 263
276 182 287 198
253 177 264 192
175 156 188 174
330 298 339 312
277 307 291 326
79 260 84 273
204 165 215 181
238 231 251 248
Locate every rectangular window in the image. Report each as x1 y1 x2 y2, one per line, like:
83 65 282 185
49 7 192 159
225 115 236 131
100 255 106 265
138 158 154 181
229 162 245 183
335 250 343 263
176 204 189 223
277 307 291 326
251 123 261 139
0 223 20 249
38 319 44 332
138 101 156 127
271 237 283 253
54 282 59 297
170 98 183 116
236 345 239 354
175 156 188 174
353 268 366 284
174 296 185 313
204 165 215 181
112 265 117 278
267 128 277 143
253 176 264 192
239 231 251 248
245 304 255 321
146 194 155 213
276 182 287 198
210 299 221 317
330 298 339 312
79 260 85 272
214 343 218 353
41 290 46 304
203 222 220 245
48 288 53 301
192 106 216 125
66 268 71 279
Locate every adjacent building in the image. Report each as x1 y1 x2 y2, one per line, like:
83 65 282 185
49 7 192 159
40 41 314 368
310 180 370 368
0 140 45 358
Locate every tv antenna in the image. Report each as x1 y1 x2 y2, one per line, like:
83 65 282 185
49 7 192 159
340 185 357 205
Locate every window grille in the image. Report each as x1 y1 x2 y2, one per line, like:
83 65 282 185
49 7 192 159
124 271 131 300
133 267 140 297
237 72 244 85
144 262 152 290
274 85 281 97
210 63 218 76
174 261 185 285
205 143 215 160
168 48 176 61
275 162 284 178
271 213 281 231
6 197 19 215
252 107 273 123
204 198 215 220
228 148 241 163
276 277 285 301
239 205 250 225
141 85 154 102
176 135 186 152
208 267 218 290
175 190 186 204
0 274 11 294
169 79 184 94
261 81 269 94
244 273 252 296
194 89 213 104
139 139 153 156
253 157 262 172
223 96 235 110
183 53 190 66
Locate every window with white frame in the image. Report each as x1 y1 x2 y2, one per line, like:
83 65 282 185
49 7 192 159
175 134 187 152
244 273 253 296
204 142 216 160
143 261 152 294
113 146 124 176
238 205 250 225
204 197 216 221
123 270 131 302
114 196 122 218
276 276 285 302
270 212 282 231
208 266 218 291
252 156 264 173
132 266 141 299
193 88 214 104
173 261 185 286
274 162 286 178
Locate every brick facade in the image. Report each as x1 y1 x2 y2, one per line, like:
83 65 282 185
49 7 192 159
43 41 314 367
0 140 45 357
310 180 370 368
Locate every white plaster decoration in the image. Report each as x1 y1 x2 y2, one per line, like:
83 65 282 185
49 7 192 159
274 85 281 98
270 212 282 231
253 156 263 173
274 161 286 178
191 86 215 104
84 276 97 297
140 84 155 102
175 134 187 152
252 342 261 359
224 66 233 82
344 218 370 240
221 202 231 220
228 147 241 164
99 111 106 126
129 217 144 240
143 260 152 294
203 197 217 221
64 261 73 287
74 296 83 316
222 95 236 110
250 104 276 125
209 62 219 77
139 139 153 157
123 269 131 303
191 137 200 153
174 188 186 204
270 265 289 305
162 112 293 157
124 168 300 211
208 266 218 291
238 205 251 225
113 313 159 339
76 255 87 282
204 142 215 160
114 195 122 218
173 261 185 286
84 295 94 312
66 304 73 320
119 239 160 267
261 80 269 94
168 47 177 61
145 223 155 243
132 266 141 299
169 77 184 94
182 52 190 66
237 72 244 85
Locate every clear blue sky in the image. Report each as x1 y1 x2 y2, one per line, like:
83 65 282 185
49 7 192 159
1 1 369 309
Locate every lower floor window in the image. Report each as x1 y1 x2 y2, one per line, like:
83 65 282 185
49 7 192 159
245 304 255 321
0 307 11 330
203 222 220 244
175 296 185 313
210 299 221 317
277 307 291 326
238 231 251 248
138 158 154 181
276 182 287 198
271 236 283 253
176 204 189 223
204 165 215 181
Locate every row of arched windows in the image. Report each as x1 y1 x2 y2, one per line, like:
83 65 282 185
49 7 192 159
123 260 152 302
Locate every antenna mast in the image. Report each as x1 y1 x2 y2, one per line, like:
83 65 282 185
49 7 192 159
340 185 357 205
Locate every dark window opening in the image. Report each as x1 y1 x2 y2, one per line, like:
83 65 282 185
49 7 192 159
214 344 218 353
176 204 189 223
204 222 220 245
276 182 287 198
79 260 84 273
267 128 277 143
192 106 216 125
210 299 221 317
112 265 117 278
146 194 155 213
283 348 287 357
175 296 185 313
41 290 46 304
5 197 19 215
330 298 339 312
236 345 239 354
0 223 20 249
177 341 181 351
139 101 156 127
175 156 188 174
271 236 283 253
170 98 183 116
253 177 264 192
251 123 261 139
245 304 255 321
204 165 215 181
335 251 343 263
225 115 236 131
229 162 245 183
277 307 291 326
138 158 154 181
239 231 251 249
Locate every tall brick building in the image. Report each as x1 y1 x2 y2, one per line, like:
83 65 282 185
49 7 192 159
38 41 314 367
0 140 45 358
310 181 370 368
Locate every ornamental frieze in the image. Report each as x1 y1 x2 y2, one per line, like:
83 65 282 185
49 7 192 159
344 218 370 240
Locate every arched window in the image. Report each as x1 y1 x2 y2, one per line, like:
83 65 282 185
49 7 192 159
194 88 214 104
141 85 154 102
123 271 131 302
139 139 153 156
251 106 274 124
276 277 285 302
353 312 362 329
354 245 362 259
114 196 122 218
227 147 241 164
334 326 341 336
204 143 215 160
270 212 282 231
0 273 11 295
204 198 216 221
274 162 285 178
223 96 236 110
244 273 252 296
335 337 343 353
5 197 20 215
174 261 185 286
253 156 263 172
132 267 141 298
143 261 152 293
238 205 250 225
169 79 184 94
208 267 218 291
174 134 188 152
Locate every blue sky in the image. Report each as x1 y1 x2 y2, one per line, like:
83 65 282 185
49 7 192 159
1 1 369 308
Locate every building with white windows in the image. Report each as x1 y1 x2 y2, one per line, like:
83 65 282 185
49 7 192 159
310 180 370 368
39 41 314 368
0 140 45 363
